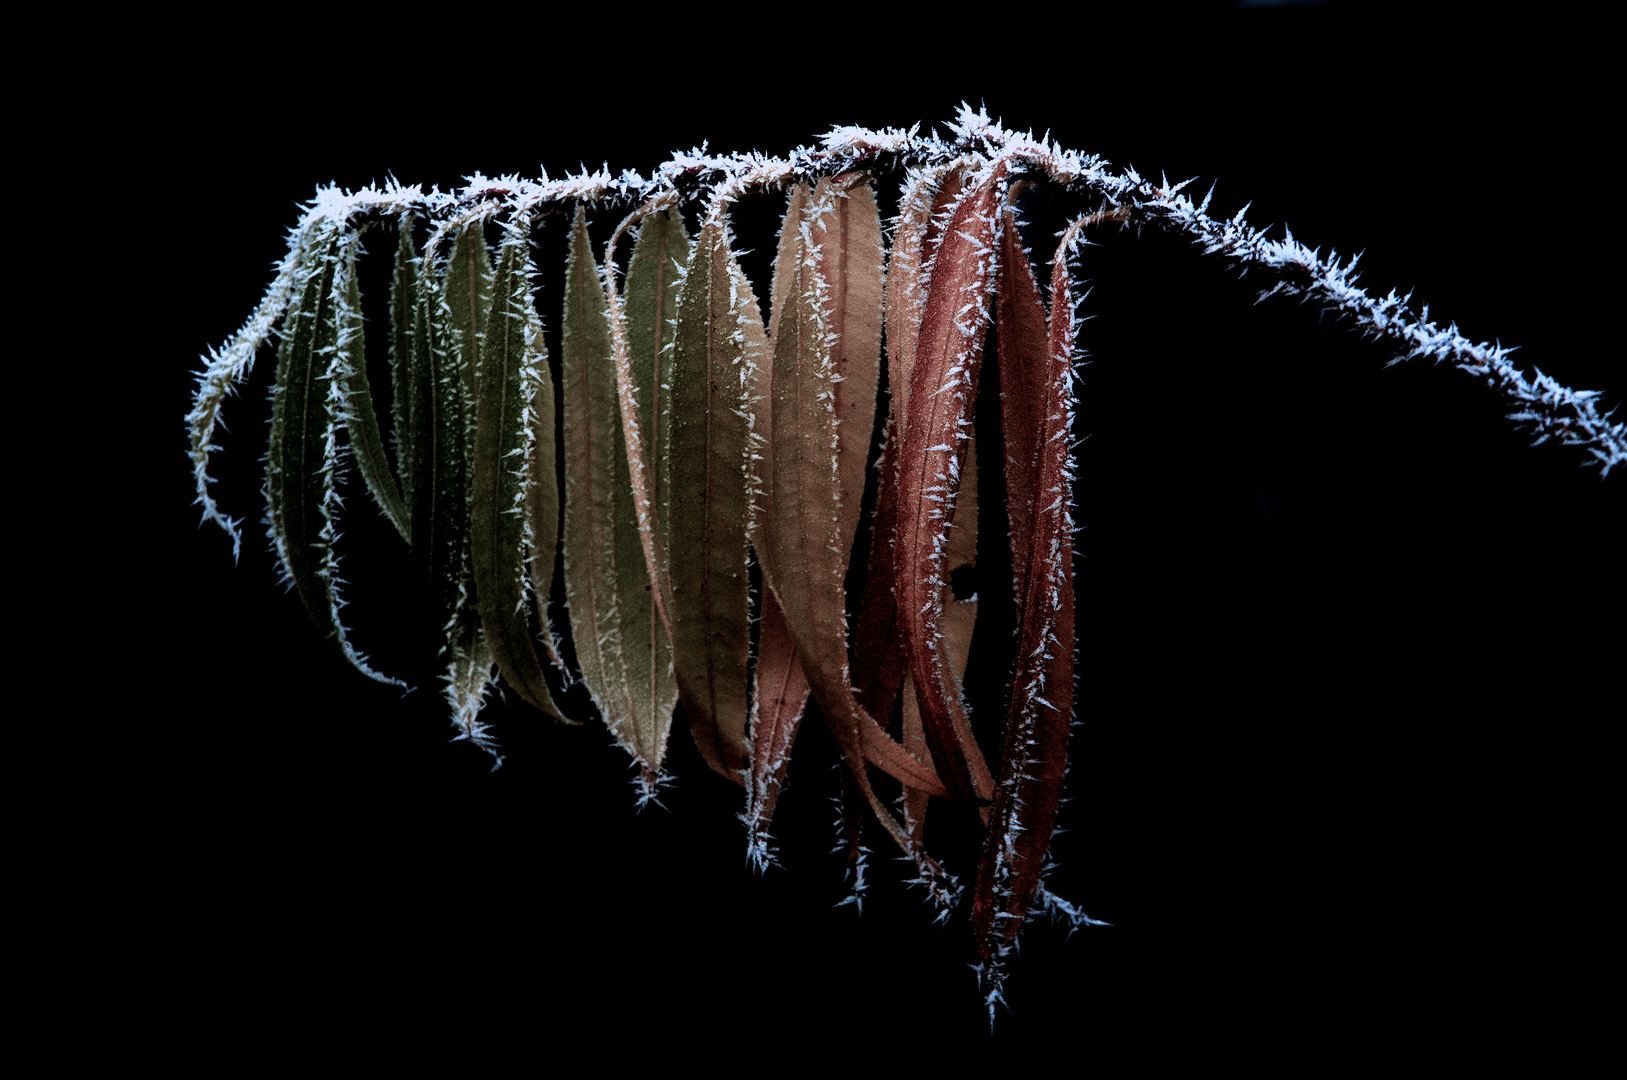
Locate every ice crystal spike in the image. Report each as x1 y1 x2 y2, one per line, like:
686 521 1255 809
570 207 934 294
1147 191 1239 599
188 115 1622 1027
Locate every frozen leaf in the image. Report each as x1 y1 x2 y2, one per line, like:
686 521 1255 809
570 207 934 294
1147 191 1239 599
563 206 673 771
893 168 1006 806
339 233 409 543
470 221 565 721
850 164 970 730
664 205 760 781
758 201 951 880
266 227 398 686
973 209 1081 995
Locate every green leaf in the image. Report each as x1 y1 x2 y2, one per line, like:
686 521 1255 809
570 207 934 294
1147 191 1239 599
470 220 565 722
388 221 419 537
422 222 486 631
266 226 399 686
338 232 409 543
619 204 689 635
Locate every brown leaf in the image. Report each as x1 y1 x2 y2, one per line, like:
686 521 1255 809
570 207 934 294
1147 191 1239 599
807 174 884 558
562 207 677 778
664 205 760 782
758 199 952 888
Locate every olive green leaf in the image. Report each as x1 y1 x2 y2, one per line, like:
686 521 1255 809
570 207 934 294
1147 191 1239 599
663 203 761 782
338 229 409 543
266 226 401 686
563 206 675 776
470 219 565 722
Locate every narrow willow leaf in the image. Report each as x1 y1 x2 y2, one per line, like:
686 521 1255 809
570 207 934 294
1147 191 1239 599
388 221 419 535
416 227 470 632
425 222 487 652
991 201 1047 581
767 183 811 347
266 227 399 686
746 187 816 853
664 205 759 782
882 163 966 437
808 174 884 561
894 170 1006 806
470 220 565 722
338 233 410 543
850 164 970 726
614 205 690 646
766 184 945 799
759 211 953 890
973 210 1081 993
525 331 567 682
443 219 494 462
563 207 674 773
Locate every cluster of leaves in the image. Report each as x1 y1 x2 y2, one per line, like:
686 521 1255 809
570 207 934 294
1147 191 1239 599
187 110 1623 1019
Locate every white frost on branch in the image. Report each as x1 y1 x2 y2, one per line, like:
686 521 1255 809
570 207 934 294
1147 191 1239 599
193 107 1622 561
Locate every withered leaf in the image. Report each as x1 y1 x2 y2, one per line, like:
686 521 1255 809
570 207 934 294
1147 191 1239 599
759 204 951 865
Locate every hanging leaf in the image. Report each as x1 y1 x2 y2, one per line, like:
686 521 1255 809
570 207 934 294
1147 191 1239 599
265 226 399 686
664 204 760 781
614 204 690 641
425 220 486 635
337 231 410 543
525 312 567 683
807 174 884 562
892 168 1006 806
470 219 565 722
973 207 1082 1000
563 206 674 775
387 221 419 539
850 162 968 727
746 184 816 858
757 200 952 893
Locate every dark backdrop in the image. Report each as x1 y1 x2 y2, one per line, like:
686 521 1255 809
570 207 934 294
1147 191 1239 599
113 3 1617 1066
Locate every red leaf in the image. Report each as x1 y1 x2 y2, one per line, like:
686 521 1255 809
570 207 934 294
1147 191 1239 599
891 167 1006 806
973 206 1082 991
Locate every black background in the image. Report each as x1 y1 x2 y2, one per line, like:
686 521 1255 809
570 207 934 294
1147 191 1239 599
96 2 1619 1066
